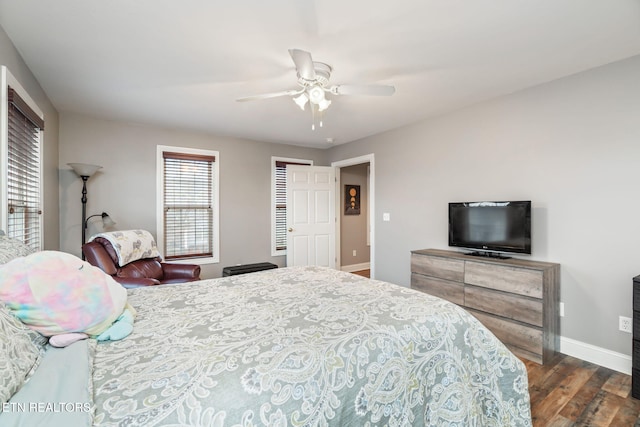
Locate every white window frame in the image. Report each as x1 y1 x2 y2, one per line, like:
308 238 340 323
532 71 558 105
0 66 44 250
271 156 313 256
156 145 219 264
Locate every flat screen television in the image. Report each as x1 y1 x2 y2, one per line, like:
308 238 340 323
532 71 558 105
448 200 531 256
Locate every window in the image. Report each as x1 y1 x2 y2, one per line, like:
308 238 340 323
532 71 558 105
271 157 312 255
157 146 219 263
1 67 44 251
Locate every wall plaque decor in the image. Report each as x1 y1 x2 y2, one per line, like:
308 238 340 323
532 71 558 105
345 184 360 215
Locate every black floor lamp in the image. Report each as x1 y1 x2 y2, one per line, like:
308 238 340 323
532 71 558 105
68 163 115 259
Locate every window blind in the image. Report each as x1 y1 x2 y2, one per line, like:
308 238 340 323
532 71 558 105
163 151 214 259
6 87 43 251
274 160 309 251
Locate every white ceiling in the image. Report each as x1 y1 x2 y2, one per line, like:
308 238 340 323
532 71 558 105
1 1 639 148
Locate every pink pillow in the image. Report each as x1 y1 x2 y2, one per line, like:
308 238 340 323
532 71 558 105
0 251 128 337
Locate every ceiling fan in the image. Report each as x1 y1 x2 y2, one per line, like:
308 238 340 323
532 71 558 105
236 49 395 129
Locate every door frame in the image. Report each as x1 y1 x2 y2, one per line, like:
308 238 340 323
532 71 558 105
331 154 375 279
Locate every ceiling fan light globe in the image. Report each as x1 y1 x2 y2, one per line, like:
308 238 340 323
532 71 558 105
318 98 331 112
308 86 325 104
293 93 308 110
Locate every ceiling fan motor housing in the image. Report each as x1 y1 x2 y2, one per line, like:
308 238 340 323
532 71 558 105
298 62 332 87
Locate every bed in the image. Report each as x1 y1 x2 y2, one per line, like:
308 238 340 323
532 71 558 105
1 246 532 426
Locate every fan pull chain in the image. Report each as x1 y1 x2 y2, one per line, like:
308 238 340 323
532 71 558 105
310 104 325 130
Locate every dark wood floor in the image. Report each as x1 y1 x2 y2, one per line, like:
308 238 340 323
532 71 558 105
524 353 640 426
352 269 370 278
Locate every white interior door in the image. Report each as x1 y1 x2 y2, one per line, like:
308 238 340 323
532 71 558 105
286 165 336 268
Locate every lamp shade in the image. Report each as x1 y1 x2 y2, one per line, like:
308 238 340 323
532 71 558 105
101 212 116 227
68 163 102 177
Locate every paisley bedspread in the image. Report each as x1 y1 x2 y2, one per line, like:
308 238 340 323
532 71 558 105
91 266 532 426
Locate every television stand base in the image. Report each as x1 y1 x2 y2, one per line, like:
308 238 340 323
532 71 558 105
467 251 512 260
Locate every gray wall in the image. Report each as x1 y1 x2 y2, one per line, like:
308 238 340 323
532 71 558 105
0 25 60 249
327 55 640 356
58 112 327 278
340 164 370 267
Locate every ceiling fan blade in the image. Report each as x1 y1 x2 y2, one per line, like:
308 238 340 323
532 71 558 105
289 49 316 81
236 89 301 102
329 84 396 96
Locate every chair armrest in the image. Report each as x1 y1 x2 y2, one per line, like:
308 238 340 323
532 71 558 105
82 241 117 275
161 263 201 281
113 277 161 289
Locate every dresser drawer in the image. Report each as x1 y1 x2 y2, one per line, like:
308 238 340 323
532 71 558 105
633 368 640 400
470 309 543 358
411 254 464 282
411 273 464 305
465 285 543 327
634 316 640 340
465 261 543 299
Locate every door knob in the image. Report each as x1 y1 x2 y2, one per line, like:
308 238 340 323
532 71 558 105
288 227 293 232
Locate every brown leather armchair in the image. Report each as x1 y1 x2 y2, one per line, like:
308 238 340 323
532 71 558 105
82 237 201 288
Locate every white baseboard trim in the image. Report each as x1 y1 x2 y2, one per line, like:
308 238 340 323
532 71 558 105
341 262 371 273
560 336 631 375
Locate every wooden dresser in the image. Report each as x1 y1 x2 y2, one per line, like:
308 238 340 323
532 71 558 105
633 274 640 399
411 248 560 364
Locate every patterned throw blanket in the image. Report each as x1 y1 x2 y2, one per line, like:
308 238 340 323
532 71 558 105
91 266 533 426
89 229 161 266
